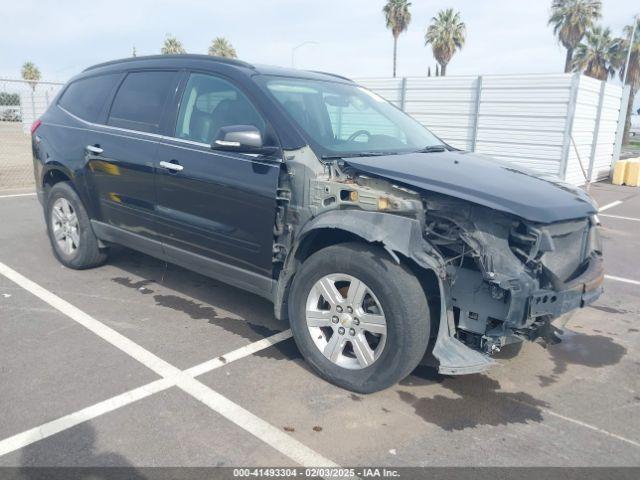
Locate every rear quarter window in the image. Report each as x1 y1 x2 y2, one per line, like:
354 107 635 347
58 74 120 123
107 71 179 134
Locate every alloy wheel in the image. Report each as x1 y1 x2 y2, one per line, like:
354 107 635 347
305 273 387 369
51 198 80 256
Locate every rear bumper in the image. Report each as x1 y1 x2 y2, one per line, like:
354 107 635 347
529 254 604 318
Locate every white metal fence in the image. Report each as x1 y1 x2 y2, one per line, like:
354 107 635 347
0 74 631 190
0 78 63 190
356 73 631 185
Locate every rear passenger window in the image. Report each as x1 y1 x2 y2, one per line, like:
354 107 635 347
58 74 119 123
107 71 179 134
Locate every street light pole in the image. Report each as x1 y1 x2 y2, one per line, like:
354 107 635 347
623 15 638 86
291 41 318 68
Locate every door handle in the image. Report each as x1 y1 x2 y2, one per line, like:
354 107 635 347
159 160 184 172
86 145 103 155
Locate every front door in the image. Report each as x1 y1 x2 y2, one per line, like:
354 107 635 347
155 72 281 293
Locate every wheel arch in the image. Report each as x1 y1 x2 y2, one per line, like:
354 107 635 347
273 209 443 322
40 163 100 221
42 166 73 191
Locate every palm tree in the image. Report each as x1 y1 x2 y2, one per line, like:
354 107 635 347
548 0 602 73
208 37 237 58
424 9 466 77
572 26 619 80
161 34 186 54
21 62 41 91
383 0 412 78
618 17 640 144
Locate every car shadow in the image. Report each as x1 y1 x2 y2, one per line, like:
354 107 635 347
18 422 146 479
105 246 296 361
396 369 549 431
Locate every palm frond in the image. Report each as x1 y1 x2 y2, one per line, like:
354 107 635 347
424 8 466 74
208 37 238 58
572 25 619 80
161 34 186 55
548 0 602 50
383 0 412 37
21 62 41 90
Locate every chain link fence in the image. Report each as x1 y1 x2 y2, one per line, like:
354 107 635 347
0 78 64 191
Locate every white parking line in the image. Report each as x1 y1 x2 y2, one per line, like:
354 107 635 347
0 193 37 199
0 378 173 457
600 213 640 222
507 398 640 448
0 330 291 458
185 330 292 378
0 261 333 466
605 275 640 286
0 261 179 378
598 200 623 212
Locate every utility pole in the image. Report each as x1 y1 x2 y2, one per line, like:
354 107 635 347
623 15 638 86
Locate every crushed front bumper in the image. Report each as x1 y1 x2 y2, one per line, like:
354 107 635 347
432 254 604 376
529 254 604 318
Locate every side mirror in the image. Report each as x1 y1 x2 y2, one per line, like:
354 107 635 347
212 125 278 156
213 125 263 149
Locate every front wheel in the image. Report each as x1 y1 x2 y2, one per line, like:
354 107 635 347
288 242 431 393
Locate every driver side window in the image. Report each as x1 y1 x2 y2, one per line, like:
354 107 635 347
175 73 266 145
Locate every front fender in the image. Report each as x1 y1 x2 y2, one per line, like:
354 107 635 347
297 210 429 264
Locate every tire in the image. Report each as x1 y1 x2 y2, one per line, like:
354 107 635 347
45 182 108 269
288 242 431 393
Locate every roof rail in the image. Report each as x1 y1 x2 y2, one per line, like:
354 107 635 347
308 70 354 82
83 54 255 72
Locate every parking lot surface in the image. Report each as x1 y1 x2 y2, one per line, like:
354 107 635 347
0 182 639 468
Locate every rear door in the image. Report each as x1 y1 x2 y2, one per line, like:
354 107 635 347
85 70 181 245
154 72 281 291
53 73 122 211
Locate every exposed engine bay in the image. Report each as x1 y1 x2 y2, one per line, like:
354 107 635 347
274 149 604 374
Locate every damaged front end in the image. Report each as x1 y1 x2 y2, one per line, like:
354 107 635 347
276 151 604 376
425 195 604 374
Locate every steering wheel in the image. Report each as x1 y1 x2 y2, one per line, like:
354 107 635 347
347 130 371 142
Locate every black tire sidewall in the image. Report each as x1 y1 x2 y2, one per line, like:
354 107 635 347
289 243 430 393
45 182 104 269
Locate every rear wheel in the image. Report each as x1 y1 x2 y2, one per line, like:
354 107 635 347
289 242 430 393
45 182 108 269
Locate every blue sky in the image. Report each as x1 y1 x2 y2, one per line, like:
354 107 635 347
1 0 636 85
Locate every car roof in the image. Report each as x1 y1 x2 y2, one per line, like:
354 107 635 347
82 54 353 84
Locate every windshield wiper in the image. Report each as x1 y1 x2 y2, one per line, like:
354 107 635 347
321 152 396 160
415 145 447 153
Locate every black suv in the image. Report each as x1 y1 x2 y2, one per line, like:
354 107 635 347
32 55 604 393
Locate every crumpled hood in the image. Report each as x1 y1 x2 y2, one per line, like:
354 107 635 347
345 150 596 223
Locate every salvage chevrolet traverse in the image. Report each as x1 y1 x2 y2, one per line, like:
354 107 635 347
32 55 603 393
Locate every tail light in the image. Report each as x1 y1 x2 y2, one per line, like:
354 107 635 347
30 119 42 135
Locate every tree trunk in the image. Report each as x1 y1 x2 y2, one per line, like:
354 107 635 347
622 87 637 146
393 36 398 78
440 63 447 77
564 47 574 73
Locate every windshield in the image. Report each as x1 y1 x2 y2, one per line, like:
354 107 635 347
257 76 444 158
